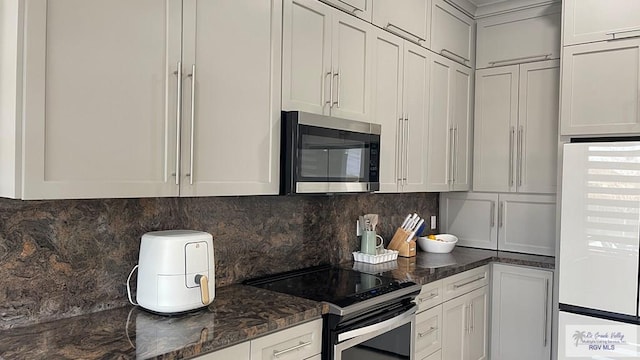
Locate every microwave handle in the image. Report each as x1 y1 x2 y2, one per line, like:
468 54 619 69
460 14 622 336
337 304 417 342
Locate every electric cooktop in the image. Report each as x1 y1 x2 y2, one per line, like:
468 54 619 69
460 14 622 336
244 265 420 316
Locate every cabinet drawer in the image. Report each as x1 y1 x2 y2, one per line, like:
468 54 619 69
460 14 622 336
249 319 322 360
421 349 441 360
415 280 444 312
442 265 490 301
430 0 475 67
195 342 250 359
415 304 443 359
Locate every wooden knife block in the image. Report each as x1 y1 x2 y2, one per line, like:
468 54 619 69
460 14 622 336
387 227 417 257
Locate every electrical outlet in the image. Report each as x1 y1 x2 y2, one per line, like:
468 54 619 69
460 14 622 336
430 215 437 230
356 219 361 236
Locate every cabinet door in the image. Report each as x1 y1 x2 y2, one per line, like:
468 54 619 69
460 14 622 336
451 63 473 191
426 54 454 192
415 305 443 360
476 4 560 69
430 0 475 67
491 264 552 360
473 66 519 193
466 287 488 360
372 29 404 193
498 194 556 256
517 60 558 194
372 0 431 46
330 10 374 122
249 319 322 360
282 0 332 115
21 0 182 199
180 0 281 196
320 0 371 22
560 38 640 135
441 293 467 360
195 342 250 359
402 43 430 192
440 193 498 250
563 0 640 46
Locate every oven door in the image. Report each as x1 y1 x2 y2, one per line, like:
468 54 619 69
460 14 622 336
333 303 416 360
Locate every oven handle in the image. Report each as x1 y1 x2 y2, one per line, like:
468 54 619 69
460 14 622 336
337 304 417 342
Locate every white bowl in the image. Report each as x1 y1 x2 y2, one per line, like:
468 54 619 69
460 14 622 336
417 234 458 253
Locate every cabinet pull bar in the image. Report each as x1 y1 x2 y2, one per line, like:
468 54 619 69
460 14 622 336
606 27 640 40
403 117 409 183
448 128 454 185
509 127 515 187
333 72 340 108
490 201 495 228
470 302 474 332
174 61 183 186
517 126 523 188
273 340 312 358
397 118 404 183
419 292 438 302
385 23 425 44
544 278 549 347
324 71 332 106
453 275 486 289
453 126 458 184
499 201 504 228
335 0 364 13
418 327 438 337
465 305 471 333
188 64 196 185
440 49 469 65
489 53 552 66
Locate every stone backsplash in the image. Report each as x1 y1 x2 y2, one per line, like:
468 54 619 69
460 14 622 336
0 192 438 329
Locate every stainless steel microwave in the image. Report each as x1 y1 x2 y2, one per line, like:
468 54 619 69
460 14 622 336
280 111 381 195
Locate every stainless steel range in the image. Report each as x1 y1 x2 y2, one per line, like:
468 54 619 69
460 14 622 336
245 265 421 360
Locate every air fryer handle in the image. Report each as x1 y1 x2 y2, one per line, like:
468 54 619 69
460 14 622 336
194 274 210 305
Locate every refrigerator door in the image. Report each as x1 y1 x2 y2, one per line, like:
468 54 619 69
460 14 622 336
558 311 639 359
559 142 640 316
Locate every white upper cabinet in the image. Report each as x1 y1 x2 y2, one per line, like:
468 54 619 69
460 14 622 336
474 60 558 194
320 0 371 22
476 4 561 69
440 192 498 250
283 0 374 122
427 54 473 192
560 38 640 135
4 0 281 199
372 0 431 47
563 0 640 46
430 0 475 67
372 28 430 193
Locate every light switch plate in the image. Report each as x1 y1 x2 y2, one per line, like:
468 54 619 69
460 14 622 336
430 216 436 230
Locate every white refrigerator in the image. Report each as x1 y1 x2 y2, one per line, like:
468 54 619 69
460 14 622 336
558 141 640 359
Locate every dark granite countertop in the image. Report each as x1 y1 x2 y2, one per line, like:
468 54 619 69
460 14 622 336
0 247 552 359
0 285 324 360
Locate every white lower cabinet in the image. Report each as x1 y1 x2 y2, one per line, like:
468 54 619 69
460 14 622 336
440 192 556 256
491 264 553 360
194 319 322 360
442 286 489 360
423 349 442 360
415 305 443 360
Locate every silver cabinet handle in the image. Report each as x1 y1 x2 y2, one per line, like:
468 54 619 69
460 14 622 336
517 126 523 187
188 64 196 185
606 27 640 40
333 0 364 14
465 305 471 333
453 275 486 289
174 61 183 186
386 23 425 45
470 302 474 332
403 117 409 183
448 127 454 185
273 340 312 358
488 53 552 66
325 71 333 106
418 326 438 338
333 71 340 108
397 118 404 183
418 292 438 302
509 126 515 187
453 126 458 184
490 201 495 228
440 49 469 65
499 201 504 228
544 278 549 347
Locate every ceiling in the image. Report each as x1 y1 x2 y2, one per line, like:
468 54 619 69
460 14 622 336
467 0 509 6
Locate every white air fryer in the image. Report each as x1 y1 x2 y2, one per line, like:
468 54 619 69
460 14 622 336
127 230 215 314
